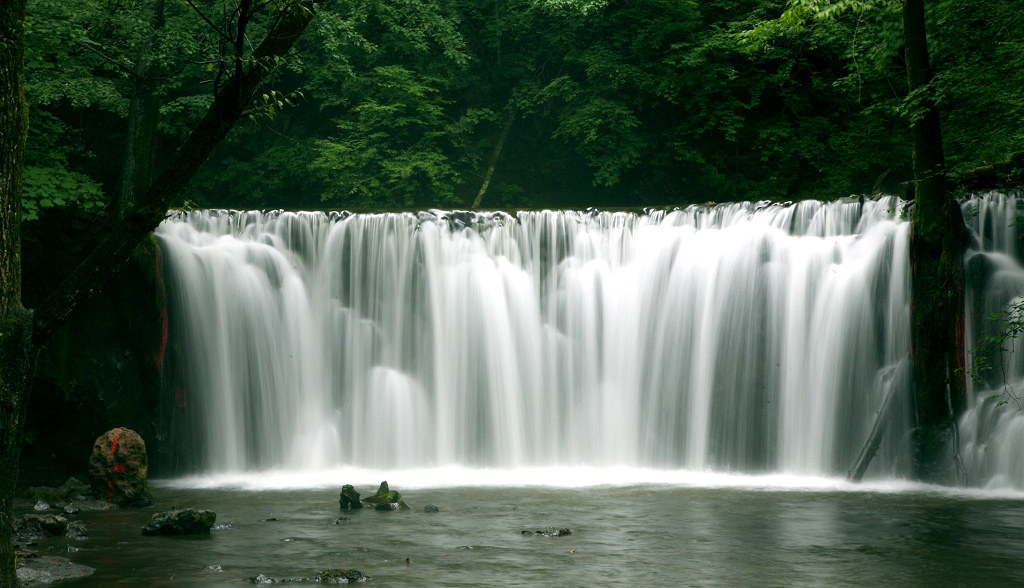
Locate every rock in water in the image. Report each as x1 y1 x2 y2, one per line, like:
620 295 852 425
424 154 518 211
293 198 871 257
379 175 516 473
18 514 69 536
27 477 92 504
423 504 440 513
88 427 153 507
142 508 217 536
339 484 362 510
65 520 88 539
316 569 370 584
361 481 408 510
521 528 572 537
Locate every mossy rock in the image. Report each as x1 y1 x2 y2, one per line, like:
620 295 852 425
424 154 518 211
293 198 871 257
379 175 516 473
360 481 402 506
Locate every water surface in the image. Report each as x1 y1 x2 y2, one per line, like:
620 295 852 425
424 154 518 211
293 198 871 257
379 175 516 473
46 480 1024 587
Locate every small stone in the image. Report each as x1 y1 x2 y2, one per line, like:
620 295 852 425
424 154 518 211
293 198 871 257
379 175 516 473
205 565 224 573
63 505 80 515
423 504 439 513
335 517 349 525
251 573 276 584
264 517 279 521
212 523 233 530
34 500 50 511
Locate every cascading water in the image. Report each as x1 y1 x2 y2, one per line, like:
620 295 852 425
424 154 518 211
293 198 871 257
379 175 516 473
960 192 1024 489
155 195 935 484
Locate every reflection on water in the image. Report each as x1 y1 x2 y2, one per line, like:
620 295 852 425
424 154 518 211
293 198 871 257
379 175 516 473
41 483 1024 587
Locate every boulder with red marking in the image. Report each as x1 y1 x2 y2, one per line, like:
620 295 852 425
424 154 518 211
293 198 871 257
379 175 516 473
87 427 153 507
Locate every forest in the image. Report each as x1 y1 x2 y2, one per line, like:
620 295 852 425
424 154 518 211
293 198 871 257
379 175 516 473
20 0 1024 220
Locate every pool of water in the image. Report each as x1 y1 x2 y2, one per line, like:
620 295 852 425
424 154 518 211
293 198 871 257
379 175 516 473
32 477 1024 587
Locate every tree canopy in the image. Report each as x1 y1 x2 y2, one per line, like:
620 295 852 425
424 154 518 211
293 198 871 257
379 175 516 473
17 0 1023 217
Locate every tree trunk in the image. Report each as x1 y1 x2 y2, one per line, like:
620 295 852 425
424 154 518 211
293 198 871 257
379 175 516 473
117 0 165 220
848 379 899 482
472 104 515 209
0 1 328 584
0 0 30 583
904 0 968 482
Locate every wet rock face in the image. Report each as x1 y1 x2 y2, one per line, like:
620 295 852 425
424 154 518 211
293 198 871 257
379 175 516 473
141 508 217 536
339 484 362 510
88 427 153 507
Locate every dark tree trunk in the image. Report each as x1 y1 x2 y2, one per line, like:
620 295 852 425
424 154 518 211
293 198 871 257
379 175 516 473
117 0 165 220
1 1 327 583
0 0 31 584
904 0 968 482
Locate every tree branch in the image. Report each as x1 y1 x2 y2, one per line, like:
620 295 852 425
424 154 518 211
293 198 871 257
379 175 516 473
75 40 137 78
31 0 331 346
185 0 234 44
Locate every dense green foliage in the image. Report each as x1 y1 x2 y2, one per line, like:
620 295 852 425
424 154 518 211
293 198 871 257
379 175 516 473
20 0 1024 214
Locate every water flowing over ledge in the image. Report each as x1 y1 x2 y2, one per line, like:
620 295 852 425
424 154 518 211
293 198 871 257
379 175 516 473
153 193 1024 491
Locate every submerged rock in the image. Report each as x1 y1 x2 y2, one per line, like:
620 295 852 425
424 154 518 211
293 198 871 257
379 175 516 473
423 504 439 513
361 481 409 510
65 499 116 512
88 427 153 507
339 484 362 510
142 508 216 536
249 570 369 584
316 569 369 584
16 556 95 586
33 500 50 511
521 528 571 537
26 477 93 504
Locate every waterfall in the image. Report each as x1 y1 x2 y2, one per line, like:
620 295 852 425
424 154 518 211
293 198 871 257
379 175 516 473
153 194 1022 487
960 192 1024 489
